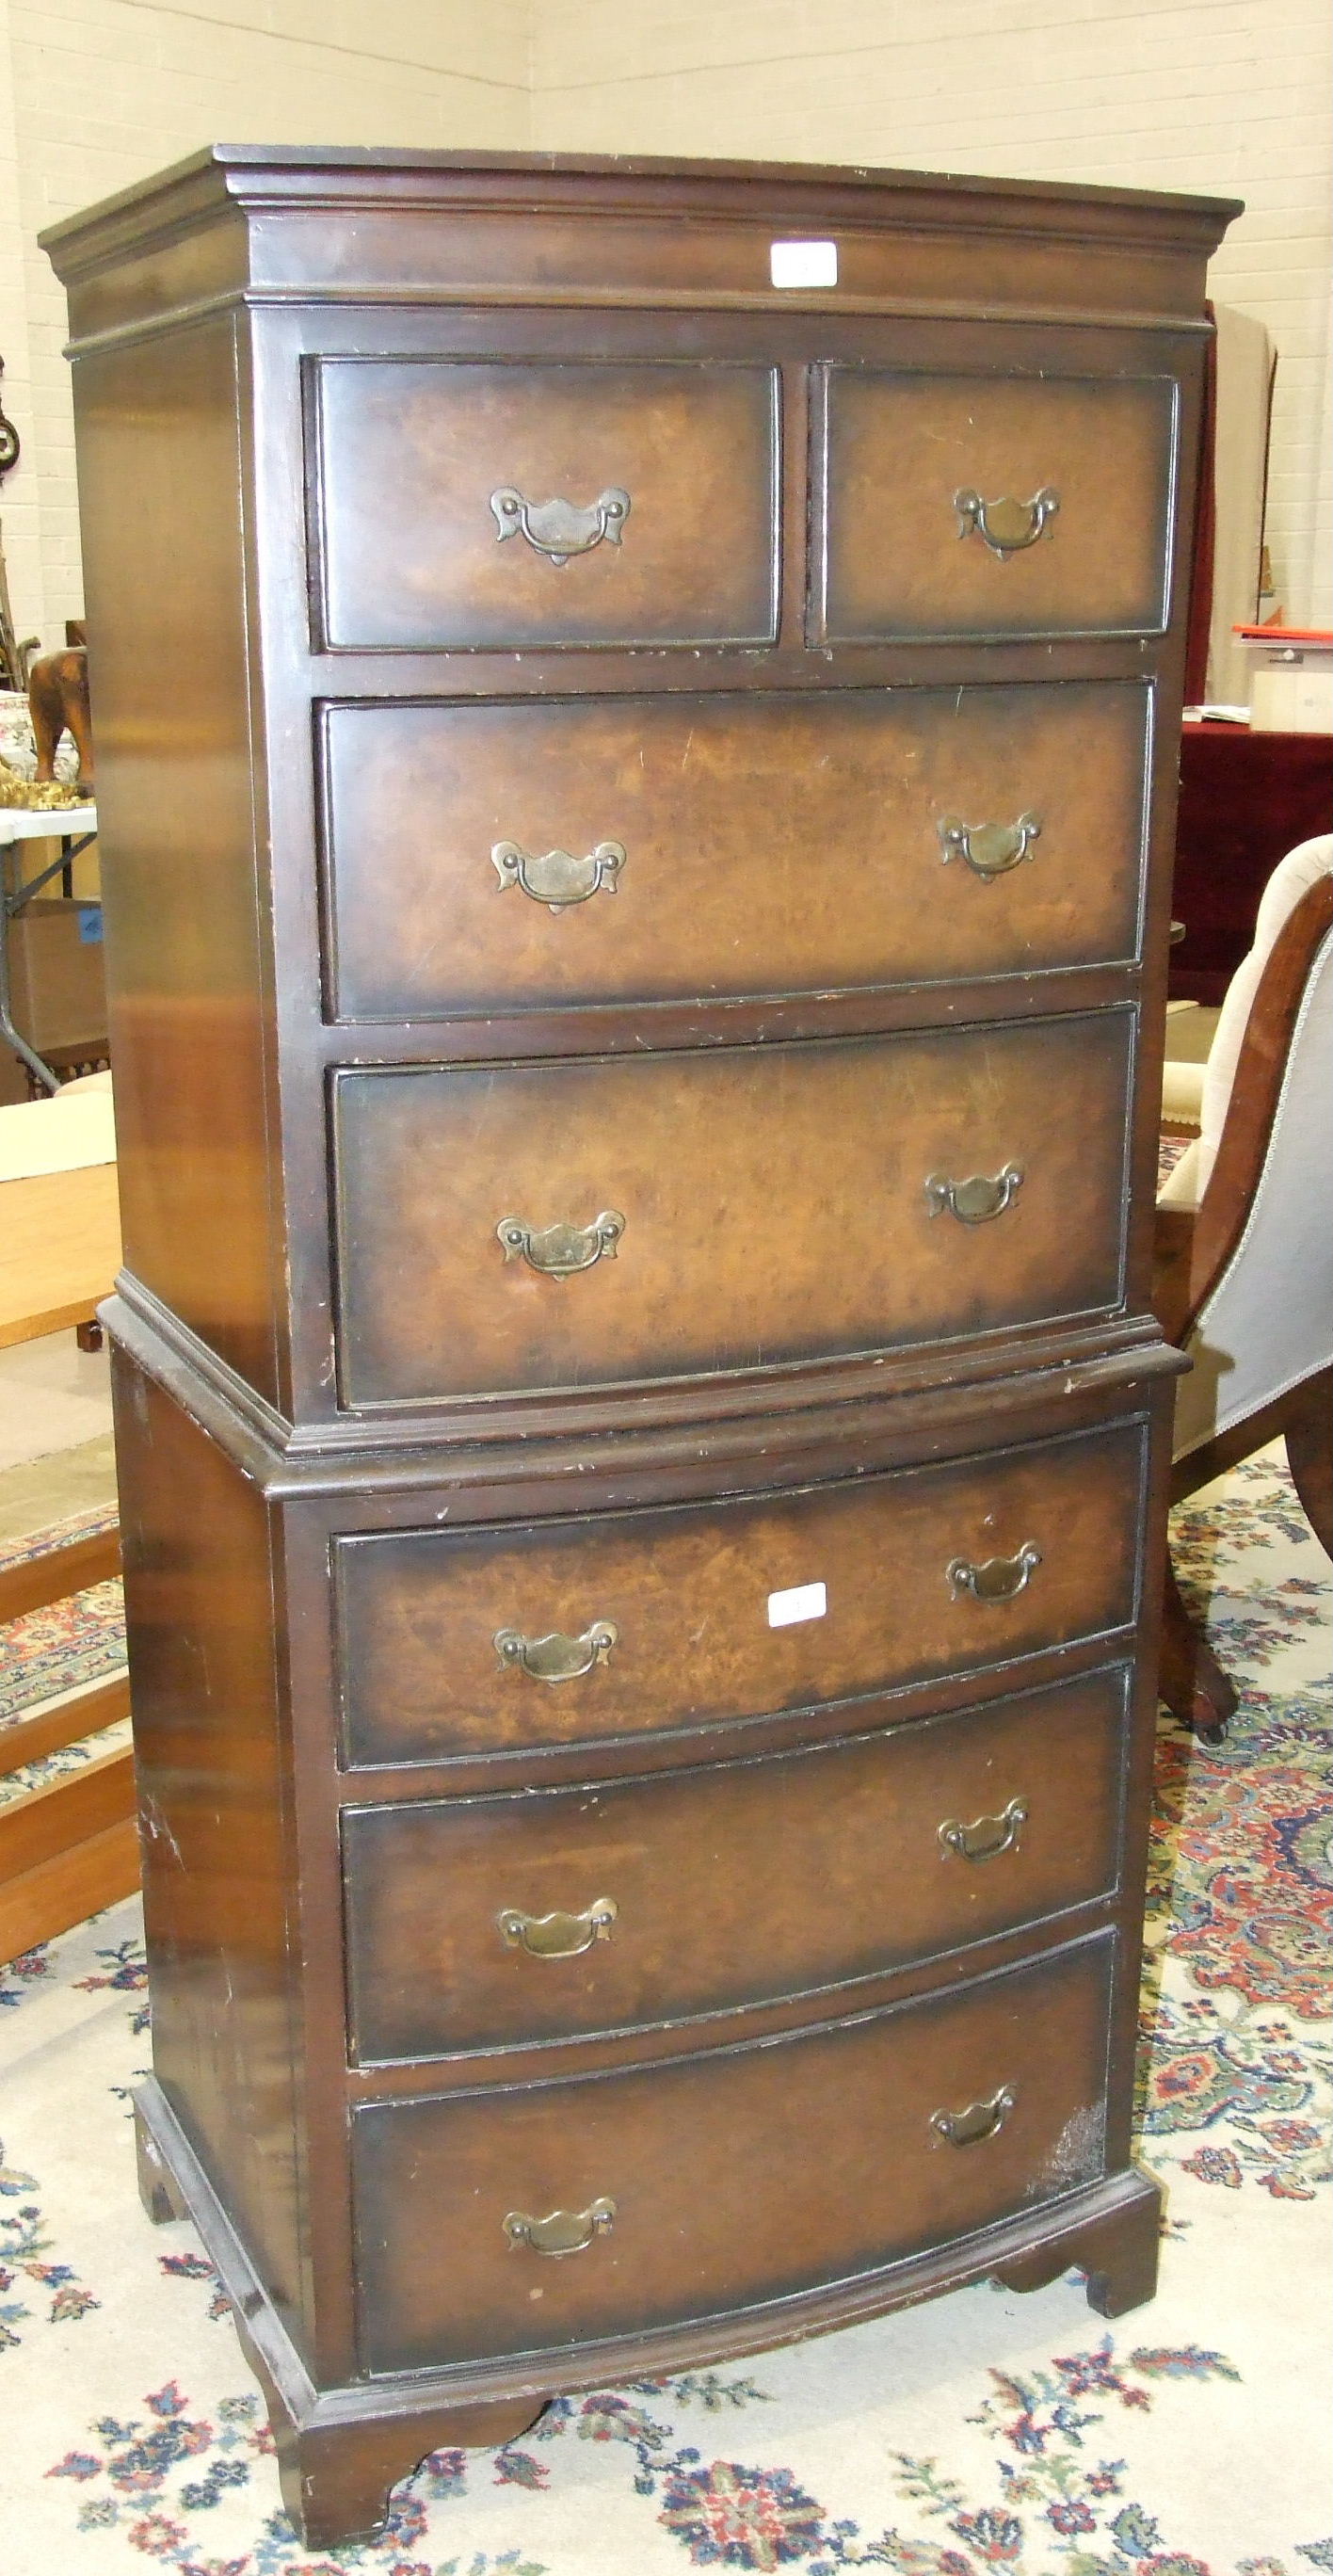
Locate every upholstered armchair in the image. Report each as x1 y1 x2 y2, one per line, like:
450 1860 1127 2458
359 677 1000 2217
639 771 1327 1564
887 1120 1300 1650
1155 833 1333 1740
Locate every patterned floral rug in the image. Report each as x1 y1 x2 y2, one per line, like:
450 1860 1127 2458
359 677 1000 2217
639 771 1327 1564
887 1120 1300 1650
1155 1133 1196 1193
0 1453 1328 2575
0 1505 129 1811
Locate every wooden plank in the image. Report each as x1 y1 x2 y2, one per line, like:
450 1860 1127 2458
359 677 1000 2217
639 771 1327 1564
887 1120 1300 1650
0 1742 136 1879
0 1163 121 1348
0 1525 121 1626
0 1671 131 1778
0 1814 140 1964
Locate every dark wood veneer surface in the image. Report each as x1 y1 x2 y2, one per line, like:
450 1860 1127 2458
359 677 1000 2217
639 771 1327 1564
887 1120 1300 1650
45 147 1234 2547
321 683 1151 1021
816 370 1178 641
333 1014 1133 1406
313 358 779 652
343 1665 1129 2061
352 1936 1113 2372
336 1418 1144 1766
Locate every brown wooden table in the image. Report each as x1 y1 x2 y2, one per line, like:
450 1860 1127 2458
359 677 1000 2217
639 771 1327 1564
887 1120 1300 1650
0 1158 121 1347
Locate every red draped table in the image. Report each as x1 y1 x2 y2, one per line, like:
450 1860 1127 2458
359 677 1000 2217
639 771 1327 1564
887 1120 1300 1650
1170 721 1333 1003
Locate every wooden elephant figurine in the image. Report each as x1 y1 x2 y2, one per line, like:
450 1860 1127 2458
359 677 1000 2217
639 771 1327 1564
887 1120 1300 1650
28 645 93 791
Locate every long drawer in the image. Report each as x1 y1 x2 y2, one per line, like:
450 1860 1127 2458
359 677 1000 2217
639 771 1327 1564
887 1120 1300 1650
342 1664 1129 2061
331 1012 1133 1407
318 682 1150 1022
335 1417 1145 1767
813 368 1177 641
350 1934 1113 2371
310 357 779 652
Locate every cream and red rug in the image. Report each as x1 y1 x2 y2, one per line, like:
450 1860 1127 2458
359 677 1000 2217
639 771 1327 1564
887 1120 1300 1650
0 1453 1328 2573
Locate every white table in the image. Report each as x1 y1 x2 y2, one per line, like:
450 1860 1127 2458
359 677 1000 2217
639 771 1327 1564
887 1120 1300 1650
0 801 99 1092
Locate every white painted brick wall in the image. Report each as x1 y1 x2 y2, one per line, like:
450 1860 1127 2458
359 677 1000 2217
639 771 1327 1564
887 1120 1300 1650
530 0 1332 625
0 0 531 644
2 0 1327 641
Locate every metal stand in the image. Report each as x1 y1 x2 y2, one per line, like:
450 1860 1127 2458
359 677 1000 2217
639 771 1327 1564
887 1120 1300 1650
0 803 98 1092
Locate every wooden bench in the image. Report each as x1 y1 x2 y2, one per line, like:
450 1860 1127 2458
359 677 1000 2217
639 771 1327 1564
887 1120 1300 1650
0 1081 137 1957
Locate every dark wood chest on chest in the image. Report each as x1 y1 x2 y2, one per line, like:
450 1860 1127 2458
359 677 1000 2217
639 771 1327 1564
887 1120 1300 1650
44 147 1236 2551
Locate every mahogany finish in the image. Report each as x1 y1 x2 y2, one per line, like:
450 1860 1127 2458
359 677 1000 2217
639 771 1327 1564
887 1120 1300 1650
814 370 1176 642
343 1666 1130 2060
313 358 779 652
336 1419 1144 1765
44 147 1236 2548
320 682 1151 1022
333 1013 1133 1405
352 1937 1114 2373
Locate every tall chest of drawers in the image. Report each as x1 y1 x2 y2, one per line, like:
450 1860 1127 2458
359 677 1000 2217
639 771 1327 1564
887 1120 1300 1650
45 149 1237 2549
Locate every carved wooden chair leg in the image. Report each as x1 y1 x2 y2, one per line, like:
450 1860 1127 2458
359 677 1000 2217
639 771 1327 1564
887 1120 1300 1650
1158 1550 1237 1745
1283 1367 1333 1560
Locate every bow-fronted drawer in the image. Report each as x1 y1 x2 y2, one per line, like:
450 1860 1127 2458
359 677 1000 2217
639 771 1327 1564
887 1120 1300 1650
330 1011 1133 1407
342 1663 1130 2061
349 1933 1113 2372
317 681 1150 1022
333 1414 1145 1768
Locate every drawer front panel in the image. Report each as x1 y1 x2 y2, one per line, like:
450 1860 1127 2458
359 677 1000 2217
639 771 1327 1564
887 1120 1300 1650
332 1015 1132 1406
312 359 779 652
816 371 1176 642
343 1666 1129 2060
336 1419 1144 1767
351 1937 1112 2370
321 684 1150 1021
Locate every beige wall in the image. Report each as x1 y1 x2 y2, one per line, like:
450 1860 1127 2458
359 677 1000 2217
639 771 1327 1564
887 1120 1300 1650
1 0 1329 647
0 0 529 646
530 0 1332 628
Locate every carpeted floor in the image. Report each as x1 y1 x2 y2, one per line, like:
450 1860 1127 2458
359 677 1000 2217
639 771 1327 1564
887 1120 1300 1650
0 1450 1328 2574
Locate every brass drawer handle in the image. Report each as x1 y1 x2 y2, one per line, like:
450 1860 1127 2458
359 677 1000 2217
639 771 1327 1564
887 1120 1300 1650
492 839 626 910
497 1897 618 1957
948 1542 1042 1603
938 813 1041 879
496 1211 625 1277
494 1619 619 1682
504 2197 617 2257
490 484 631 565
925 1165 1023 1224
939 1796 1029 1862
930 2085 1016 2148
954 487 1059 555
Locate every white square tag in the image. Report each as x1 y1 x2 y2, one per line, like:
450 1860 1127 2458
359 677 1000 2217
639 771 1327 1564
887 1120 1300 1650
767 1580 827 1628
769 239 839 290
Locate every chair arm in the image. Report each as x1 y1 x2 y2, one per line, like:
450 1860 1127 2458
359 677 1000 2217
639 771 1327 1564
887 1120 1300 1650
1158 873 1333 1348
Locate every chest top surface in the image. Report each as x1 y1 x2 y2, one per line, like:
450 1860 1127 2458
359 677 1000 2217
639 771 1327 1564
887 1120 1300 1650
42 144 1240 344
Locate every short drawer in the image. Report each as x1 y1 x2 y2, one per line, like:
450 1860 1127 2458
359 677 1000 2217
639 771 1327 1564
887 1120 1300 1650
331 1013 1132 1407
343 1665 1129 2061
335 1417 1145 1767
319 682 1150 1022
310 358 779 652
814 369 1177 642
350 1934 1113 2371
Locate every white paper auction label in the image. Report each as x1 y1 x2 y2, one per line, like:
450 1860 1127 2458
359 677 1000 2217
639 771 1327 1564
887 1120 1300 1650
767 1580 827 1628
769 239 839 289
